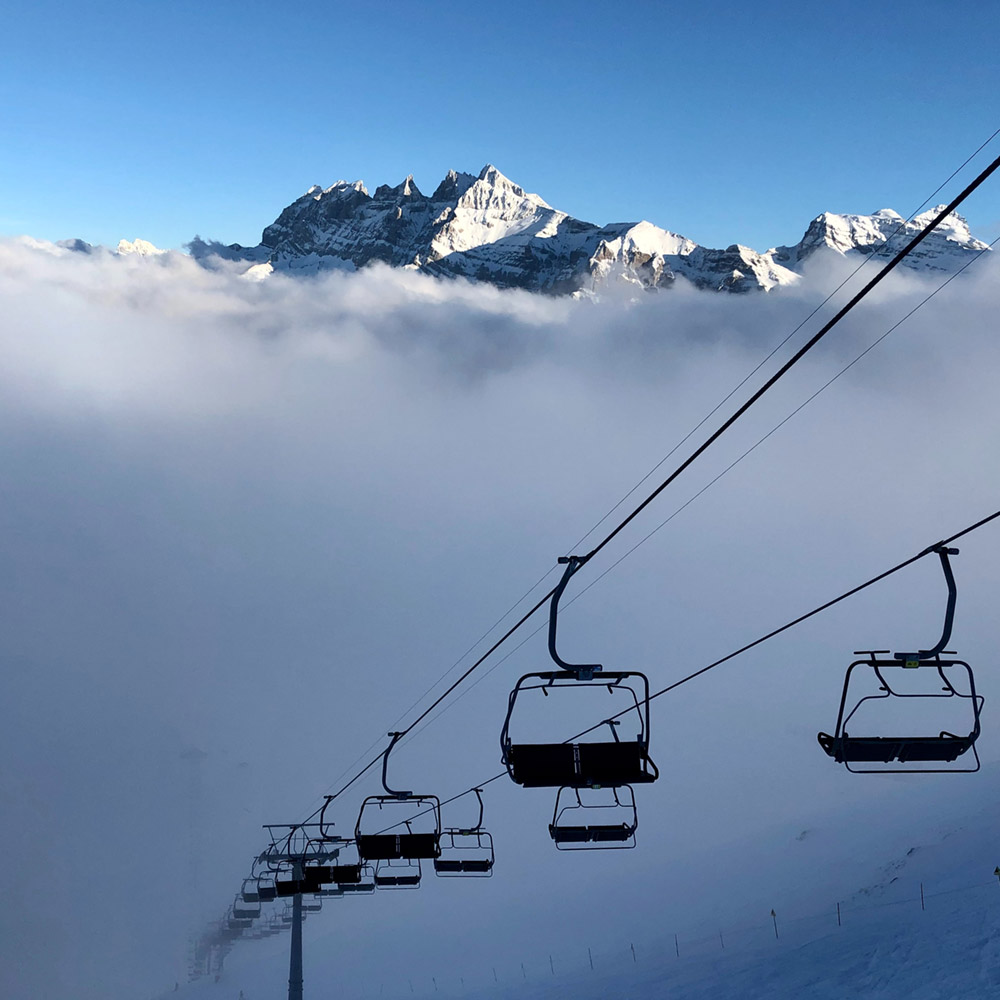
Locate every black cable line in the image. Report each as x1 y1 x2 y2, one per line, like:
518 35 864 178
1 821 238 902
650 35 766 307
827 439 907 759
581 153 1000 565
342 228 1000 774
353 125 1000 795
567 125 1000 555
304 564 559 812
360 506 1000 836
265 152 1000 839
570 507 1000 740
560 232 1000 621
333 153 1000 809
236 147 1000 881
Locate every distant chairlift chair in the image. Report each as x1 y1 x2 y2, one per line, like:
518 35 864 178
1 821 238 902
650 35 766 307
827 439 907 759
352 731 442 890
433 788 495 877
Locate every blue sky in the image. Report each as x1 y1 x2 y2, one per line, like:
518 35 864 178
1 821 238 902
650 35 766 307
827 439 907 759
2 0 999 251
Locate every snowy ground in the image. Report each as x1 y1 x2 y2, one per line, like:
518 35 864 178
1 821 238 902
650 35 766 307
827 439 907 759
176 773 1000 1000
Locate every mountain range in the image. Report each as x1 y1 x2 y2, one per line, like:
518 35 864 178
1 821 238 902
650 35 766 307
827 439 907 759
108 164 993 294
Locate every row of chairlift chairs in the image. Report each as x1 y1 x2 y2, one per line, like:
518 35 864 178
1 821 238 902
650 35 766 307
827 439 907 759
344 554 661 871
234 544 986 921
500 545 982 845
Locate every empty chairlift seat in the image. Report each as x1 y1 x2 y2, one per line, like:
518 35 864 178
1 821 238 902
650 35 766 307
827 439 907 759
434 791 495 877
817 547 984 774
507 737 656 788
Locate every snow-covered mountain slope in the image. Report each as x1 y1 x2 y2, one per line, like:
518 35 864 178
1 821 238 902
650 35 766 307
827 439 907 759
771 206 991 275
173 774 1000 1000
188 165 990 294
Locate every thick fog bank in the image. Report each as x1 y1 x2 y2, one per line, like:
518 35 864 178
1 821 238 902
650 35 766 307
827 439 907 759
1 239 998 999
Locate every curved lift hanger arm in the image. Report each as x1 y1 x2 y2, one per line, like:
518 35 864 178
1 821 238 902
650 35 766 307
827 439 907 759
380 731 412 799
550 555 602 679
893 545 959 663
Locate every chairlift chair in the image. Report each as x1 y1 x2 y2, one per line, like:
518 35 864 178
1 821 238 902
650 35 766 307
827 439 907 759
240 877 262 904
818 546 984 773
300 863 334 895
227 908 253 931
434 789 495 877
275 877 303 897
374 856 422 889
232 894 261 920
354 733 442 863
549 785 638 850
331 863 363 884
256 876 277 902
338 863 376 894
500 556 659 790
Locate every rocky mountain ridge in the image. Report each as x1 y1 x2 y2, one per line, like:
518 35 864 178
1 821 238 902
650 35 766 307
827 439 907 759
96 164 997 294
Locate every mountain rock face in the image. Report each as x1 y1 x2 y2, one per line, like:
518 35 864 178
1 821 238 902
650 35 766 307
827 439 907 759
187 164 991 294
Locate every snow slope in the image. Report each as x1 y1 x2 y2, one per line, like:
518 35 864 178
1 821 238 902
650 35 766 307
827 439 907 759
175 771 1000 1000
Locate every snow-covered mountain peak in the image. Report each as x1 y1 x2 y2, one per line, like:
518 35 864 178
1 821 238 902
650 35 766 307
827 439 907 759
375 175 423 200
432 169 477 202
324 179 369 198
193 166 992 293
911 205 983 245
472 163 552 209
117 238 166 256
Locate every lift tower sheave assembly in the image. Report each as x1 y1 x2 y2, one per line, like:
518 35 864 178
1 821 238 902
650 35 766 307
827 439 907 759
258 823 344 1000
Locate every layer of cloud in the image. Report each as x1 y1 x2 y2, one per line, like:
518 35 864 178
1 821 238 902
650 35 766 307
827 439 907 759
2 239 999 999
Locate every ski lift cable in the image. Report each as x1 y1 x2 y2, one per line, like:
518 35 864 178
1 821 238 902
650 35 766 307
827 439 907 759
244 147 1000 863
387 151 1000 764
367 506 1000 836
333 124 1000 791
387 125 1000 743
364 231 1000 760
579 152 1000 567
346 156 1000 782
326 563 562 785
570 507 1000 741
565 124 1000 555
290 158 1000 830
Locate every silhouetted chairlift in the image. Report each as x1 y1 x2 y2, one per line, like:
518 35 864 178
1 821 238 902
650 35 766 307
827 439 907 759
353 732 442 866
331 863 363 884
301 897 323 913
314 886 345 899
240 877 261 904
300 860 339 895
549 784 638 850
275 874 302 897
374 856 423 889
232 894 261 920
433 788 495 877
256 875 277 902
818 545 983 773
500 555 659 790
338 863 376 895
227 906 254 931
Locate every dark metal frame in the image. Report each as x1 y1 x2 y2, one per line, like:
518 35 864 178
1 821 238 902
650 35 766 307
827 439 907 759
373 856 423 889
434 788 495 877
549 784 638 851
500 556 657 789
354 732 442 863
817 545 984 773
